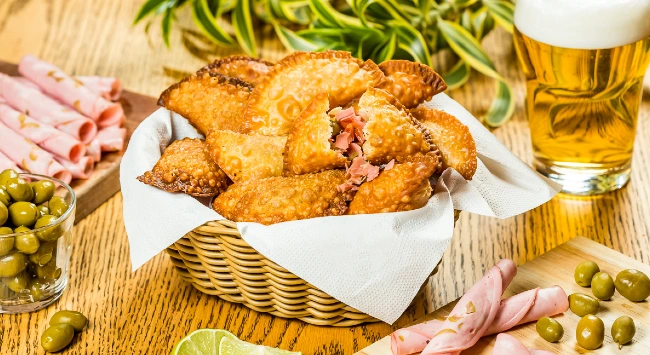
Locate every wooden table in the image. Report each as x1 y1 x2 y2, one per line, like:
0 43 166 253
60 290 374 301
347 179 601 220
1 1 649 354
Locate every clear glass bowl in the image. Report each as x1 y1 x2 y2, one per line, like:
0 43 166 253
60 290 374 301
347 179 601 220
0 173 76 313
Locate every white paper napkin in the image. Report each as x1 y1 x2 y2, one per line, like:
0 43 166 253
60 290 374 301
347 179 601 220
120 94 561 324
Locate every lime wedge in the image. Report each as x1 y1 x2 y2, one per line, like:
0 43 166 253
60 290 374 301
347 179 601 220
170 329 236 355
219 336 302 355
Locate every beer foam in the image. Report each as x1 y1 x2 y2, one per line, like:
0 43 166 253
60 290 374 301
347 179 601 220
515 0 650 49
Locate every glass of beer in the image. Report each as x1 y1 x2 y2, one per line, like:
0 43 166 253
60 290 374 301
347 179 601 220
513 0 650 195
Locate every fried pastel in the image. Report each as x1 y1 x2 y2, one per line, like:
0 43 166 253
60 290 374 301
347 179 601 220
377 60 447 108
137 138 229 197
284 92 347 175
212 170 351 225
411 106 477 180
158 71 252 135
359 88 433 165
198 56 273 86
242 50 385 136
206 130 286 182
347 153 437 214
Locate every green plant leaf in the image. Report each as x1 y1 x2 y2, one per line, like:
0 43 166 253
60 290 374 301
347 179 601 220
233 0 258 56
133 0 168 25
454 0 478 9
437 19 499 79
309 0 343 27
191 0 236 46
484 80 515 127
372 31 397 63
460 9 473 35
442 60 470 90
219 0 237 13
162 8 173 47
393 21 432 66
483 0 514 33
274 24 320 51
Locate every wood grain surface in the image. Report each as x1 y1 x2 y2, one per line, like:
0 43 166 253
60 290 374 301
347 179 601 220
0 1 649 354
0 61 158 222
358 237 650 354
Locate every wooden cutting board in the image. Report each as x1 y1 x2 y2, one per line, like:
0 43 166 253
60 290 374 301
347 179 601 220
0 61 158 222
358 237 650 354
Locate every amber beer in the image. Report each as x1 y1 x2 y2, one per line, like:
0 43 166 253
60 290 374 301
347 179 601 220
513 0 650 194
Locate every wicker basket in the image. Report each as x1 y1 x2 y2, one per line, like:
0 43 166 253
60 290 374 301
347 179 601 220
166 214 457 326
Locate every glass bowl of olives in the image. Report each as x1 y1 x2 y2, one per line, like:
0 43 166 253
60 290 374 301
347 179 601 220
0 169 75 313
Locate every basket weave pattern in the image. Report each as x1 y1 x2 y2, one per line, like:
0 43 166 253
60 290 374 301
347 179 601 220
167 215 453 326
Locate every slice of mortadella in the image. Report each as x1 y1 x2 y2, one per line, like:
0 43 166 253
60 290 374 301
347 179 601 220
54 156 94 180
18 55 124 128
85 138 102 163
76 76 122 101
0 104 86 163
0 74 97 144
492 334 556 355
96 126 126 152
391 285 568 355
0 151 22 172
0 120 71 184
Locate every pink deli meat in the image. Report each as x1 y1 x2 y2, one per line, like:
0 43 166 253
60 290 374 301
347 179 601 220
0 120 71 184
96 126 126 152
0 151 21 172
0 104 86 163
85 138 101 163
0 74 97 144
492 334 555 355
54 156 94 180
18 55 124 128
76 76 122 101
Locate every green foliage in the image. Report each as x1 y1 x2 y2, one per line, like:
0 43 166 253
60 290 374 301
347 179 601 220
134 0 515 126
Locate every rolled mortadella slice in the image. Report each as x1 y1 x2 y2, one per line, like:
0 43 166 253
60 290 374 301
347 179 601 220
76 76 122 101
0 104 86 163
0 151 22 172
18 55 124 128
0 73 97 144
96 126 126 152
0 120 71 184
492 334 555 355
12 76 42 91
54 156 94 180
85 138 102 163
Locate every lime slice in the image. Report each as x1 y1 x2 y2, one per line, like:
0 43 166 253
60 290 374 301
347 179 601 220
219 336 302 355
170 329 236 355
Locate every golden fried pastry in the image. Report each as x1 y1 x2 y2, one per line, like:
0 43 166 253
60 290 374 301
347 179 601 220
206 130 286 182
359 88 433 165
198 56 273 86
137 138 229 197
411 106 477 180
347 153 438 214
283 92 347 175
158 71 252 135
212 170 351 225
377 60 447 108
242 50 385 136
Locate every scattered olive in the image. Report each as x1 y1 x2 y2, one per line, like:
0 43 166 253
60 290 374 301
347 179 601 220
575 260 600 287
41 324 75 352
0 201 7 226
1 270 29 293
50 310 88 332
591 272 615 300
6 177 34 202
8 201 39 227
0 169 19 188
0 251 27 278
535 316 563 343
34 215 62 242
615 269 650 302
576 314 605 350
611 316 636 349
31 180 56 205
569 293 600 317
48 196 69 218
14 226 40 255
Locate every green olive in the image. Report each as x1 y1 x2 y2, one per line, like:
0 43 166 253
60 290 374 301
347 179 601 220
535 316 564 342
34 260 62 281
8 201 39 227
37 204 50 217
576 314 605 350
29 241 56 266
1 270 29 292
0 227 14 257
0 251 27 278
32 180 56 205
575 260 600 287
13 226 40 254
0 169 19 188
591 272 615 300
569 293 599 316
50 310 88 332
28 278 48 301
615 269 650 302
0 201 7 226
6 177 34 202
611 316 635 349
48 196 69 218
41 324 75 352
0 188 10 206
34 215 62 242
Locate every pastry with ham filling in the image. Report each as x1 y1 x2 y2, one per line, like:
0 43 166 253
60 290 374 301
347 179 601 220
198 56 272 87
